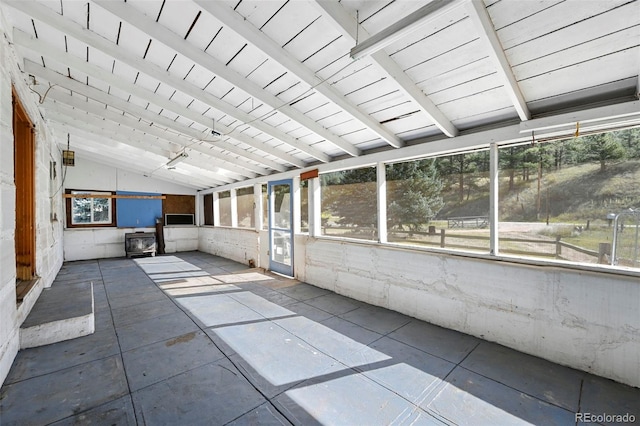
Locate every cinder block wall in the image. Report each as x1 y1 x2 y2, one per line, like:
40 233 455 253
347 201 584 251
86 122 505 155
197 228 639 388
0 9 64 385
299 238 640 388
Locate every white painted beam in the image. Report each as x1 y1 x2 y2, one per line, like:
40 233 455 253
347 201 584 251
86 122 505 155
193 0 404 149
520 100 640 135
26 61 290 173
466 0 531 121
6 3 308 167
350 0 464 60
45 90 261 179
95 0 361 158
314 0 458 138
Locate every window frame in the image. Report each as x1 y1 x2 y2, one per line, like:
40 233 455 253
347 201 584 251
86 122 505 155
65 189 116 228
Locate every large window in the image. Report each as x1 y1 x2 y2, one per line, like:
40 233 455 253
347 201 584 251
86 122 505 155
66 189 115 228
498 129 640 267
321 167 377 241
203 193 214 225
218 191 232 227
386 152 491 253
236 187 255 228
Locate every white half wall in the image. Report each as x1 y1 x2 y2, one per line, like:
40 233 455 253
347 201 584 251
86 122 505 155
198 226 260 267
192 225 639 387
298 237 640 388
163 226 198 253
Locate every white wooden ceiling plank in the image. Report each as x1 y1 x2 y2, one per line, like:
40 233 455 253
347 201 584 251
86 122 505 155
381 113 433 135
258 0 321 47
313 53 354 82
156 1 201 39
115 20 152 59
424 72 503 106
437 86 515 121
13 7 308 169
95 0 330 162
387 15 473 71
182 63 215 90
395 125 438 140
452 106 518 131
195 0 402 149
369 102 420 123
357 92 407 115
224 42 271 80
506 4 640 66
282 18 341 65
496 0 630 50
519 48 639 102
486 0 563 30
416 56 496 97
125 0 163 23
85 1 120 43
357 1 426 36
232 0 283 29
59 0 88 30
298 30 351 76
26 60 289 173
513 27 640 82
406 40 487 85
466 0 530 121
97 1 355 158
385 7 470 60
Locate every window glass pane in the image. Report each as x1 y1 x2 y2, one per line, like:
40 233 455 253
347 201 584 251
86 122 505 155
386 153 490 252
92 198 110 223
71 197 91 224
71 191 111 225
300 180 309 233
321 167 377 241
237 187 255 228
498 128 640 269
203 194 214 225
219 191 232 227
272 184 291 229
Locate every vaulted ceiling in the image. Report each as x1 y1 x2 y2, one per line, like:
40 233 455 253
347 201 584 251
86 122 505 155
3 0 639 190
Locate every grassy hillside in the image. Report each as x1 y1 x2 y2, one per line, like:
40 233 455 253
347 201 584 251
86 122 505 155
437 159 640 223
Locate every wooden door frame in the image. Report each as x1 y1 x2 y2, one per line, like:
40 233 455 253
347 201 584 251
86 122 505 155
13 87 36 282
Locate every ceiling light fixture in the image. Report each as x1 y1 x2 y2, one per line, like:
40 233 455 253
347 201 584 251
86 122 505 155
166 151 188 168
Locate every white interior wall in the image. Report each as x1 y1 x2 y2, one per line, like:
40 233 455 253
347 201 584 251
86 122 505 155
0 8 64 385
196 228 639 388
64 157 198 195
62 157 198 261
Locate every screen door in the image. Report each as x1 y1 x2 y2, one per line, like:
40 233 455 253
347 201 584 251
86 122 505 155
268 179 293 276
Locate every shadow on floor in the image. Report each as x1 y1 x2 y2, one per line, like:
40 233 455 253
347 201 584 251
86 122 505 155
1 251 638 425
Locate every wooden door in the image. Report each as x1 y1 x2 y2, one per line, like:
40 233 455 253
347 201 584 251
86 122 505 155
13 89 36 281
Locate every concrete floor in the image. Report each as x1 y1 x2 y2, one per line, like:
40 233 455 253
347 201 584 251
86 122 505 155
1 252 638 425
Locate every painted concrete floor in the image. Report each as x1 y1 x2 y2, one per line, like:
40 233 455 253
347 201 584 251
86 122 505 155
1 252 638 426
